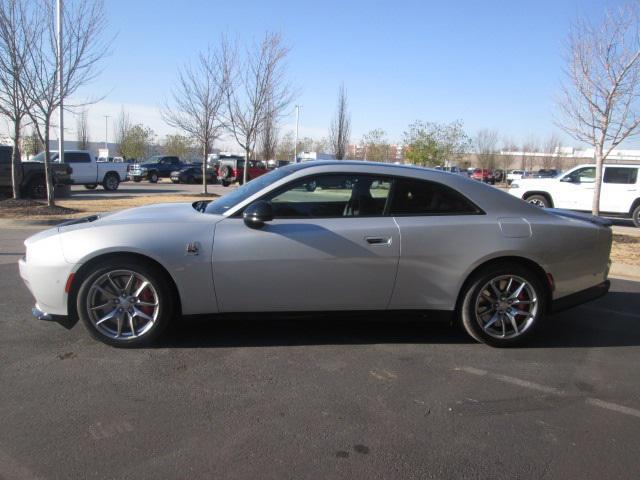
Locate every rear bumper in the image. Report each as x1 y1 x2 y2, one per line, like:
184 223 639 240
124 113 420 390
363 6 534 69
551 280 610 314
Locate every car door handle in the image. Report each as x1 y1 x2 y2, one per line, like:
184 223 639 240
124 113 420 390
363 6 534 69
365 236 392 246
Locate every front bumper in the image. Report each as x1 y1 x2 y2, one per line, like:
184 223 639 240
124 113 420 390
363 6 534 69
551 280 610 314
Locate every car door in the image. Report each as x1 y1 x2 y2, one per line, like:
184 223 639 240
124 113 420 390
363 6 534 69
211 173 400 312
600 166 639 213
63 152 94 183
554 166 596 209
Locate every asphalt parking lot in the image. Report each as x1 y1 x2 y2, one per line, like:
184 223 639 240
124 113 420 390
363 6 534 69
1 225 639 479
67 179 235 199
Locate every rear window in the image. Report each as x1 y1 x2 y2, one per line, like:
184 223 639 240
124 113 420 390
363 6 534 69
389 178 480 215
604 167 638 185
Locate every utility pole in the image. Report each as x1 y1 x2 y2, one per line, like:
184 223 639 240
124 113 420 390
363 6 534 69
103 115 110 150
56 0 64 164
293 104 301 163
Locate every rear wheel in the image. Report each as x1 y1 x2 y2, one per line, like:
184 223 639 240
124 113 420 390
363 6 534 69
632 204 640 228
76 258 176 347
460 263 546 347
102 173 120 191
525 194 550 208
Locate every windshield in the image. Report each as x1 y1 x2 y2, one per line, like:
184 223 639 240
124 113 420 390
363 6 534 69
29 152 61 162
205 164 299 215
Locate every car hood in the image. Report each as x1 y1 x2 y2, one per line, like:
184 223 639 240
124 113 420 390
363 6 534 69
57 202 222 232
512 178 558 187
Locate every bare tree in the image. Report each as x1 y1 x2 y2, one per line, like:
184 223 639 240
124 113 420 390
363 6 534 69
21 0 108 205
521 136 539 171
475 128 499 169
259 99 278 161
541 134 562 170
226 32 293 184
329 83 350 160
0 0 32 198
113 108 131 157
276 130 294 160
163 45 230 194
76 109 90 150
557 2 640 215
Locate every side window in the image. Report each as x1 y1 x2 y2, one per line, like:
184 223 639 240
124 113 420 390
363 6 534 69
604 167 638 185
390 178 479 215
266 174 392 218
564 167 595 183
64 152 90 163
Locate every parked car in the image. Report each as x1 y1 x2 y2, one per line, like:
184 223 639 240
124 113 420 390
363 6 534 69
31 150 126 191
0 146 72 198
20 161 611 348
471 168 496 184
128 156 188 183
507 170 527 185
170 165 215 184
509 163 640 226
217 157 269 186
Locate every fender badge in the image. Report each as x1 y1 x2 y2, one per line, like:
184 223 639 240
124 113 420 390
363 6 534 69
185 242 200 255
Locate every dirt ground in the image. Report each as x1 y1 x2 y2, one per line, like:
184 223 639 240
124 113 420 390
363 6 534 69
611 234 640 266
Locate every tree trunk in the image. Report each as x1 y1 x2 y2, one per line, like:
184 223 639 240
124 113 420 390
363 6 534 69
11 118 22 199
202 143 208 195
44 127 55 206
592 145 604 216
243 147 250 185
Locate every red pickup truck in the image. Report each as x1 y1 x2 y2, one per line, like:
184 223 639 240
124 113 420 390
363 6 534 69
217 158 269 186
471 168 496 184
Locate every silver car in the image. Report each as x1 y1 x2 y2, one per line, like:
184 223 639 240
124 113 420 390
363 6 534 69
19 161 612 347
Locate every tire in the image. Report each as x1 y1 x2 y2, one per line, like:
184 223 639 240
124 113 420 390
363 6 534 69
459 263 546 347
632 204 640 228
76 257 176 347
84 184 98 190
102 173 120 191
149 172 159 183
26 177 46 199
525 194 550 208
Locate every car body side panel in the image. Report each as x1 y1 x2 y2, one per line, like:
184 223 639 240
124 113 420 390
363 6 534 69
60 220 218 315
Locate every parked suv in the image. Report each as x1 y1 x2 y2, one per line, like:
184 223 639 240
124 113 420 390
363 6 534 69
170 165 215 184
471 168 495 184
0 146 72 198
509 163 640 226
128 156 187 183
217 157 268 186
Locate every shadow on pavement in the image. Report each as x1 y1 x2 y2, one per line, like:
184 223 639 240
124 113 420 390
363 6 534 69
157 289 640 349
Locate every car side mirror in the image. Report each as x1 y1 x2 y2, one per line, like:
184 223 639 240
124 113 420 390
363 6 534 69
243 201 274 229
561 176 576 183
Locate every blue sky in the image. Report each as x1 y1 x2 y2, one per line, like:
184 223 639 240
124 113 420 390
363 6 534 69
74 0 623 151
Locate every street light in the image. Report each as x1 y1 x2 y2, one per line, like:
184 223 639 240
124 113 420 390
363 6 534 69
293 104 301 163
103 115 110 150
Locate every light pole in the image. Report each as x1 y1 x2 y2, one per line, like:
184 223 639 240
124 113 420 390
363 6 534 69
56 0 64 166
293 104 301 163
103 115 110 151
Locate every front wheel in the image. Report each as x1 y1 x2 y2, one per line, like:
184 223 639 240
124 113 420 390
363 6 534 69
525 194 550 208
76 257 176 347
459 263 546 347
632 204 640 228
149 172 159 183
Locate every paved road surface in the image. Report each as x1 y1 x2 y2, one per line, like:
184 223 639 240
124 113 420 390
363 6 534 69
1 227 639 479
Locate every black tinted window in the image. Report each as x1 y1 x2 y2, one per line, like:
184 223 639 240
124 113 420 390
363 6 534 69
64 152 90 163
604 167 638 184
390 178 479 215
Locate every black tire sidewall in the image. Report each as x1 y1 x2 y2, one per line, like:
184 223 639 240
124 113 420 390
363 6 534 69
149 172 158 183
76 258 175 347
103 174 119 191
526 195 549 208
632 205 640 228
460 263 547 347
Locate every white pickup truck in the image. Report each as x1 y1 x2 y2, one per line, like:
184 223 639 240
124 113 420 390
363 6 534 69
32 150 129 191
509 163 640 227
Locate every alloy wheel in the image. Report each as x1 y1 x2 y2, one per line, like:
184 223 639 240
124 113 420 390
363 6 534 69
86 269 159 340
474 275 538 339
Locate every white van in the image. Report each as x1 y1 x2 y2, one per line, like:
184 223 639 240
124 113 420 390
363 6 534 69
509 164 640 226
